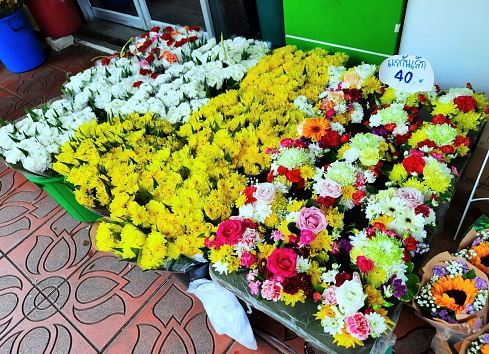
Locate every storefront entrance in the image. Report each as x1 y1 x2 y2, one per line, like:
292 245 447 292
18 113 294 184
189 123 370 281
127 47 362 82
76 0 259 39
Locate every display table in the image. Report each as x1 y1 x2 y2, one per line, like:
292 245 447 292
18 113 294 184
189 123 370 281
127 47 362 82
210 267 400 354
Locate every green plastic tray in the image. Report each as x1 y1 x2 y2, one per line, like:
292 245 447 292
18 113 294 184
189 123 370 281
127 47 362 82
24 174 102 223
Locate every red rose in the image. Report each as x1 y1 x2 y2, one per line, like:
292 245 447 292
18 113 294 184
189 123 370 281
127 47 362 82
403 236 417 252
316 196 337 208
145 54 155 63
101 57 111 66
165 25 173 33
139 69 152 75
484 106 489 115
340 133 350 144
215 219 247 246
140 32 149 38
394 133 409 145
453 95 477 112
132 81 143 88
402 155 426 175
418 94 427 102
151 26 161 32
266 248 297 278
150 72 159 80
402 249 411 263
161 33 172 40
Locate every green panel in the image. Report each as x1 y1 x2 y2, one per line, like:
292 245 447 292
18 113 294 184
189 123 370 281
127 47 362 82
283 0 406 65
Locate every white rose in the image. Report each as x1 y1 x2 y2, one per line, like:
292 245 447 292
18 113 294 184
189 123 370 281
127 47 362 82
314 178 342 198
335 279 366 316
395 187 424 208
253 183 276 204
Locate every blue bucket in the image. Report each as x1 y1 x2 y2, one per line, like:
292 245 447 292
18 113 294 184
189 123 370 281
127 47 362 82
0 9 46 73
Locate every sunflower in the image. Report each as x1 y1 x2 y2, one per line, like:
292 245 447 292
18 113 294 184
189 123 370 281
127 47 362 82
468 242 489 274
430 275 479 314
302 118 331 141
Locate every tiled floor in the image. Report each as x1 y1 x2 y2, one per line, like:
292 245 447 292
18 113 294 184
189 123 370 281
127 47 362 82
0 37 487 354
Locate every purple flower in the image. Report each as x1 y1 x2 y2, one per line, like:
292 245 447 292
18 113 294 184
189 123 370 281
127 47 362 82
472 237 483 246
457 260 470 274
483 334 489 344
433 265 448 277
465 303 475 314
392 278 407 298
475 277 488 289
340 239 352 253
371 127 389 138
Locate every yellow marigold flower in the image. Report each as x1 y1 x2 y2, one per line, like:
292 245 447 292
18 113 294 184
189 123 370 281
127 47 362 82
258 244 275 258
341 185 356 201
401 178 428 193
281 289 306 307
362 76 383 97
95 222 121 252
333 328 364 348
365 284 385 307
119 223 146 260
138 231 167 270
370 215 394 229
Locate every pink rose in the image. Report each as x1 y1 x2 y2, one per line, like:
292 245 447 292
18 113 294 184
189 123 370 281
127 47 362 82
261 279 282 301
314 178 342 198
266 248 298 278
395 187 424 208
215 219 246 246
253 183 276 204
296 206 328 233
346 313 371 340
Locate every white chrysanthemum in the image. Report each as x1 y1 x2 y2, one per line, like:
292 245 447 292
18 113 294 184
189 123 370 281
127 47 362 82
324 161 356 186
350 102 364 123
296 256 310 273
330 122 346 134
212 260 229 275
321 268 340 284
343 148 360 163
366 312 387 337
294 95 316 117
425 124 457 147
273 147 315 170
238 204 254 219
320 313 345 336
438 87 474 104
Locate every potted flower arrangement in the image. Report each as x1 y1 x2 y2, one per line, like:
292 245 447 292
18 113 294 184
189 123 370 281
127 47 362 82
0 0 46 72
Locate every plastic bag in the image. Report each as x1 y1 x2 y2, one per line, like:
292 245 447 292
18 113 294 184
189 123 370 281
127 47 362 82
187 279 257 350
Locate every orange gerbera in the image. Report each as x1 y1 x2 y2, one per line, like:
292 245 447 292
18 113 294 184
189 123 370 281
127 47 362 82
302 118 331 141
481 344 489 354
469 242 489 274
431 275 478 314
160 51 178 63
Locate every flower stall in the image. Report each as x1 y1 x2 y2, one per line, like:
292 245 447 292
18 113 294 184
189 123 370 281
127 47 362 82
1 23 489 353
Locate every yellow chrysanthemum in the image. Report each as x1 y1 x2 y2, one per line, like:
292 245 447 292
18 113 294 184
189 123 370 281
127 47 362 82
388 163 408 183
333 328 364 348
281 289 307 307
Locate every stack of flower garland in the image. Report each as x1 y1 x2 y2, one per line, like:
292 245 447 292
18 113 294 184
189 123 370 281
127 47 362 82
53 46 349 270
0 25 269 175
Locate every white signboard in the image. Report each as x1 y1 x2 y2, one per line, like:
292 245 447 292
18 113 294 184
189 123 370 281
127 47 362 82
379 54 434 92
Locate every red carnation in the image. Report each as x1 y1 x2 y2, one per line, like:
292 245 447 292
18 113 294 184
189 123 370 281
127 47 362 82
286 169 304 188
394 134 409 145
339 133 351 144
402 249 411 263
484 106 489 115
384 123 397 132
316 196 336 208
322 130 340 147
402 155 426 175
418 94 428 102
403 235 417 251
242 186 257 204
335 271 351 287
414 204 431 218
277 166 288 175
352 190 366 205
440 145 455 154
453 95 477 112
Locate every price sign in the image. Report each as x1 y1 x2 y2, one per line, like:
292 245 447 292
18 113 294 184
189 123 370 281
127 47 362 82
379 54 434 92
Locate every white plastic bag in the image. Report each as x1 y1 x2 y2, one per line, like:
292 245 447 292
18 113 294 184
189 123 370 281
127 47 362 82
187 279 257 350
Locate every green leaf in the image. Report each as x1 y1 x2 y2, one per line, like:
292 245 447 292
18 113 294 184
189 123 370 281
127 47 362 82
400 273 420 302
0 118 8 127
463 268 476 280
383 301 394 308
406 262 414 274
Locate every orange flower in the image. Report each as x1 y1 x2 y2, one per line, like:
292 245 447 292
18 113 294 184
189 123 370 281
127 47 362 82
469 242 489 274
302 118 331 141
481 344 489 354
431 275 478 314
160 51 178 63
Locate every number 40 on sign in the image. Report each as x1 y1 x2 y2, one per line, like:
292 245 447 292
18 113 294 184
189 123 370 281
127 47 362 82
379 54 434 92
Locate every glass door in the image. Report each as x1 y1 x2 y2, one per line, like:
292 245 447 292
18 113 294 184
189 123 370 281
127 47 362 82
77 0 148 29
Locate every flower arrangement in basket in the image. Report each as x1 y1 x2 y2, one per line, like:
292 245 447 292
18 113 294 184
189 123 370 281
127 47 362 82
0 0 23 19
412 252 489 353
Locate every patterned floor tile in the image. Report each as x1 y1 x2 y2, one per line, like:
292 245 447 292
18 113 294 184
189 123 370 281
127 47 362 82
54 251 172 351
104 274 236 354
0 178 64 254
0 88 30 122
7 212 94 284
45 45 107 75
2 65 67 107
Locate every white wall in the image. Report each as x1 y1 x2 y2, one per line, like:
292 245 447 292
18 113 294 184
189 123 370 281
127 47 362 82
399 0 489 96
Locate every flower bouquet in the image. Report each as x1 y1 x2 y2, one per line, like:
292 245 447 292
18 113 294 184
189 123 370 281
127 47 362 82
413 252 489 353
454 323 489 353
455 228 489 276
